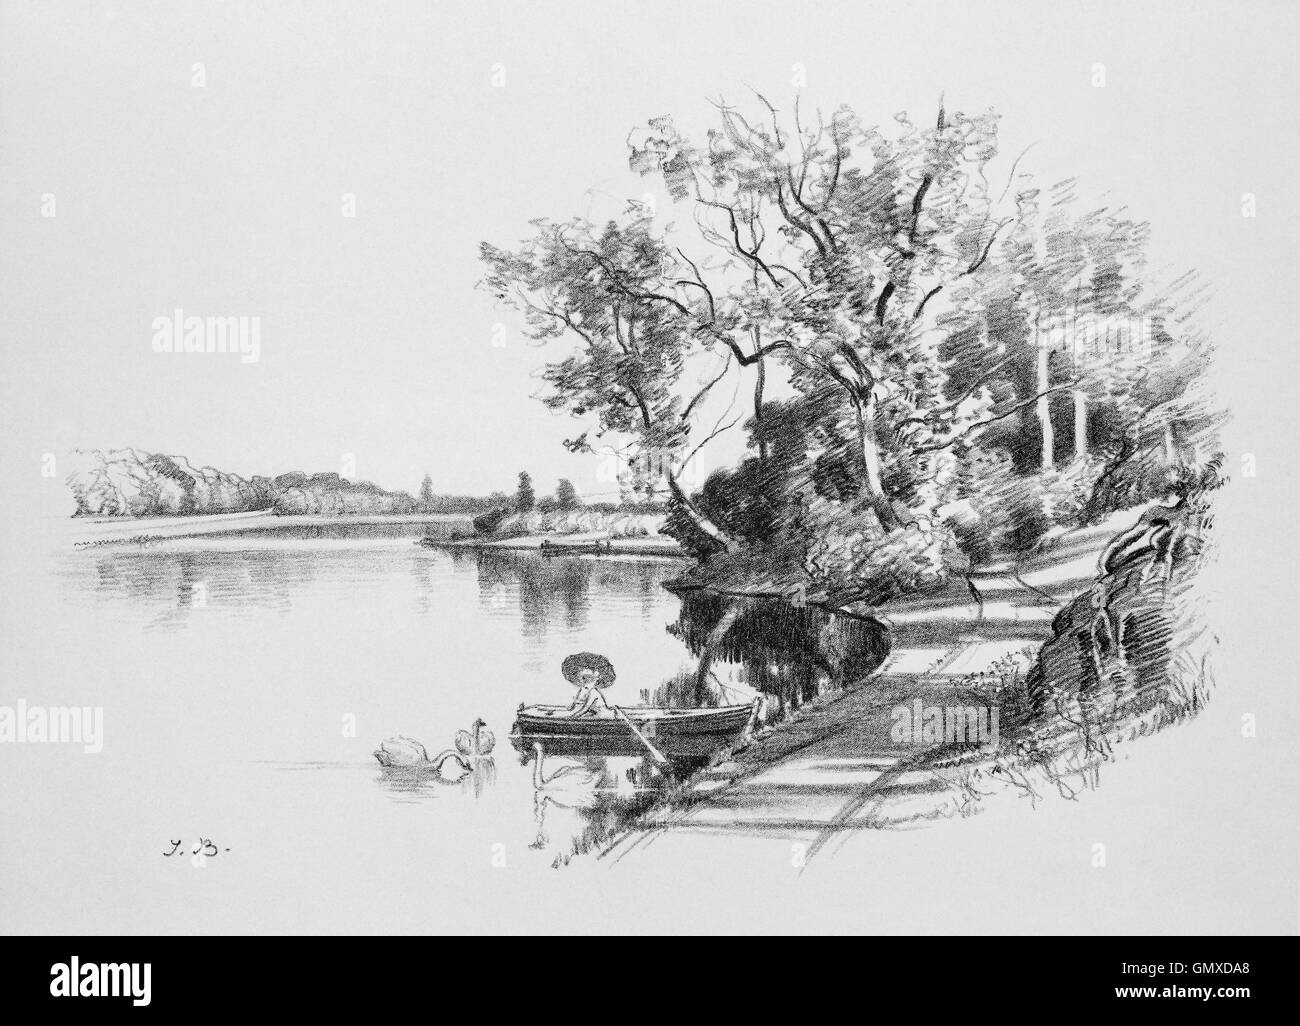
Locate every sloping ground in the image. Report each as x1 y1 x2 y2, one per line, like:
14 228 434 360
603 505 1169 867
1026 500 1213 753
60 510 475 549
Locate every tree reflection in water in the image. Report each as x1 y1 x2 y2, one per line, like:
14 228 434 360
472 548 676 638
668 590 890 715
76 549 319 632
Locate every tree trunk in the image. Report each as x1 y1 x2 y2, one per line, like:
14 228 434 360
694 601 745 703
1071 296 1087 462
753 355 768 466
665 471 737 552
1074 389 1087 461
852 389 903 531
1036 317 1054 470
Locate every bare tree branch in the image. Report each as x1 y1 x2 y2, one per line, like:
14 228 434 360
681 351 733 422
913 381 1079 453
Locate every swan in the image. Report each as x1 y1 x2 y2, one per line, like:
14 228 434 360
455 718 496 758
373 736 473 778
531 742 601 808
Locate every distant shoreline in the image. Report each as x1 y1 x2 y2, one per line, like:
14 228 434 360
444 533 686 557
70 510 474 527
59 510 474 547
56 511 688 557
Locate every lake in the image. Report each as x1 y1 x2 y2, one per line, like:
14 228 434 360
1 531 701 932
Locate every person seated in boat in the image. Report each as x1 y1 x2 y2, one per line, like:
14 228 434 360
561 651 616 717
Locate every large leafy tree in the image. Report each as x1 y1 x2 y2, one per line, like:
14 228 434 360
626 98 1067 535
484 94 1220 587
481 215 741 549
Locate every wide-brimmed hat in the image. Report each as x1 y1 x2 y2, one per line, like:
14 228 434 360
561 652 616 688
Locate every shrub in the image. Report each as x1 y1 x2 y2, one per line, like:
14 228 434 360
472 507 512 535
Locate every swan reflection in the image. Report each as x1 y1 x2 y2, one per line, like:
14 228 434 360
373 719 498 798
526 744 668 852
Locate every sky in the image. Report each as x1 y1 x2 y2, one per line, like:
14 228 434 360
1 0 1295 510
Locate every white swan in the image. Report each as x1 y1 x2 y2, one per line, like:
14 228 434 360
373 736 473 778
531 742 601 808
455 718 496 757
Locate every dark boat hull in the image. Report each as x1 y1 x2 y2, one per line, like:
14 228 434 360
510 702 759 759
539 542 612 557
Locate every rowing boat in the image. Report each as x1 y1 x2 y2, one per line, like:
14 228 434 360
510 700 761 760
538 539 613 556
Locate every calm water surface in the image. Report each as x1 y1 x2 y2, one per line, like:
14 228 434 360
2 535 695 932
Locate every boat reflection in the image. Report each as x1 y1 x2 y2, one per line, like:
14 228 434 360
510 700 757 858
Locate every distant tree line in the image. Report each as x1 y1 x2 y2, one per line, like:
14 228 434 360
512 471 590 513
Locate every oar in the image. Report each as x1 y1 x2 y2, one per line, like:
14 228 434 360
611 705 669 766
